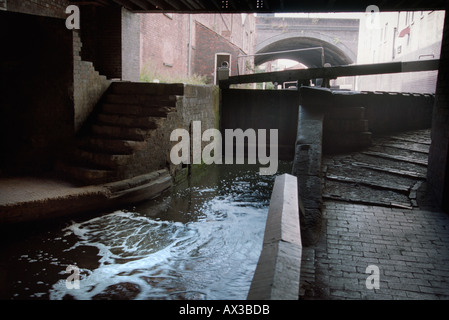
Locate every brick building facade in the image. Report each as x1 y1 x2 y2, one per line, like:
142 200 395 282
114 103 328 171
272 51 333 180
193 21 247 84
139 13 256 84
356 10 445 93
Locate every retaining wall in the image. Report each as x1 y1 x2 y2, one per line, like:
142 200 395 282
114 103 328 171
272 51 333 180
300 87 434 134
221 89 300 160
120 84 220 180
299 86 434 154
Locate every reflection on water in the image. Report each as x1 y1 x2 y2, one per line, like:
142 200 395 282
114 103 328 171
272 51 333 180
0 163 291 300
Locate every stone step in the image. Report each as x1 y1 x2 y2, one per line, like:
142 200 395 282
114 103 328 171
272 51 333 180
75 148 133 169
97 113 159 129
325 173 411 193
78 137 147 155
362 150 428 166
55 160 114 186
110 81 184 96
351 161 427 179
102 104 174 117
92 124 150 141
104 94 177 107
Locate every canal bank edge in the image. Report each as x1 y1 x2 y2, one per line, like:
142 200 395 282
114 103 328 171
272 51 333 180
0 169 172 224
248 173 302 300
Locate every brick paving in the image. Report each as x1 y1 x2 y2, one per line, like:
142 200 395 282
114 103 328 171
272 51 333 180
299 128 449 300
300 199 449 300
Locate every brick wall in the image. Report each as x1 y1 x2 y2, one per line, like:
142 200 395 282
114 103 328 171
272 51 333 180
139 13 189 79
139 13 256 82
79 6 139 81
121 8 140 81
428 8 449 211
116 85 220 180
80 6 123 79
193 21 245 84
194 14 256 57
73 31 111 132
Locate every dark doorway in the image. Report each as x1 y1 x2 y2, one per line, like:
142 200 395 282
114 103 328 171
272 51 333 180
0 11 74 175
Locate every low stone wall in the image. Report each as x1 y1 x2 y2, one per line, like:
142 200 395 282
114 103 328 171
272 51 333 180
300 87 434 134
247 174 302 300
334 90 434 134
73 31 112 133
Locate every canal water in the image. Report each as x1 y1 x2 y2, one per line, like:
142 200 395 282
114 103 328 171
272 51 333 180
0 162 291 300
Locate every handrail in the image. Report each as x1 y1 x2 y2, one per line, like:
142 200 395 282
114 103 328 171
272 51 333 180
220 59 439 88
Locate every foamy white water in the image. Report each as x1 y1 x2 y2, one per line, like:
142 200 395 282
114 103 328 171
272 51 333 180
49 169 273 300
2 164 291 300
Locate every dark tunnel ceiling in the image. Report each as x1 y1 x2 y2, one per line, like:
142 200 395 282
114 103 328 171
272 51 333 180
72 0 447 13
254 37 353 68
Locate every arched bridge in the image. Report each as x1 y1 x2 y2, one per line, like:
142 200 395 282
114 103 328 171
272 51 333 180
255 15 360 67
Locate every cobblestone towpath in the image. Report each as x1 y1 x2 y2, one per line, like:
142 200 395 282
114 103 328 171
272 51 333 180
299 129 449 300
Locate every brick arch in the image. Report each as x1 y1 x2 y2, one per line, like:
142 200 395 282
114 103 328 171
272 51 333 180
255 31 356 67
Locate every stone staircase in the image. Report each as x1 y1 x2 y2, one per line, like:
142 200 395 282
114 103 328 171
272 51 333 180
56 82 184 185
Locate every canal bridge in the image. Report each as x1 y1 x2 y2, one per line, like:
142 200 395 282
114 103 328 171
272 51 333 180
254 14 359 67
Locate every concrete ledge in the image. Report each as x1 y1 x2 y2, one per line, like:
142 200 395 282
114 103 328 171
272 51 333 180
247 174 302 300
0 170 172 224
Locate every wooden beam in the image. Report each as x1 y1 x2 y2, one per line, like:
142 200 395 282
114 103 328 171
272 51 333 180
128 0 155 10
145 0 173 10
209 0 223 10
192 0 207 9
110 0 139 10
219 59 440 88
244 0 255 10
178 0 195 10
160 0 185 10
182 0 201 10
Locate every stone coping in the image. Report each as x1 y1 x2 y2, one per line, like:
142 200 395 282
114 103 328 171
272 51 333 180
247 173 302 300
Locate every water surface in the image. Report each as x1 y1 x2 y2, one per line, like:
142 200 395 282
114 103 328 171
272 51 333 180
0 163 291 300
